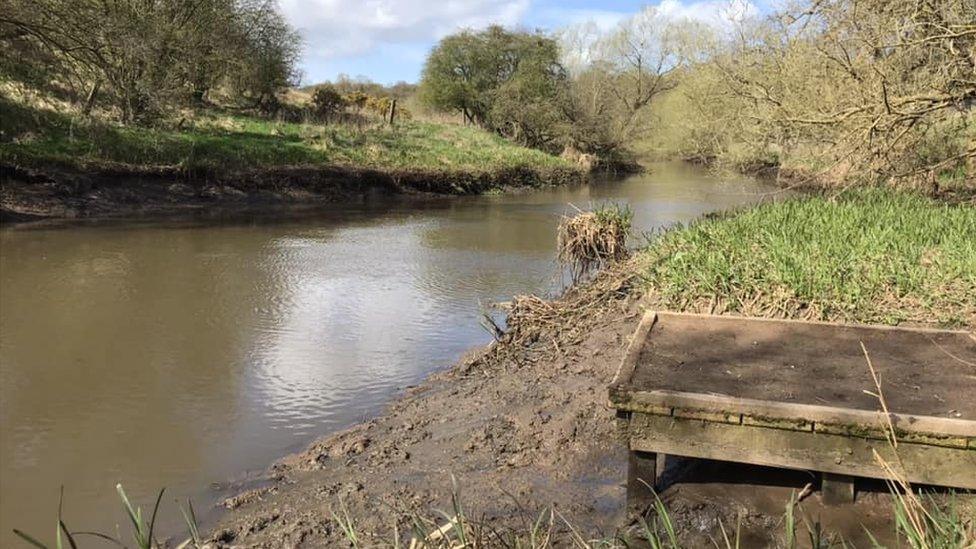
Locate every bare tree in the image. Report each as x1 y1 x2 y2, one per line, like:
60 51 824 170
703 0 976 185
0 0 302 122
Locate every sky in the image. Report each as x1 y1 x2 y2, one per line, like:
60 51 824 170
279 0 771 86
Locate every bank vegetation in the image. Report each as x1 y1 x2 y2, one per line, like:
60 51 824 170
635 0 976 192
414 0 975 190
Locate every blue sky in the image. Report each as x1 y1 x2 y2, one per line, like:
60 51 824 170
280 0 770 86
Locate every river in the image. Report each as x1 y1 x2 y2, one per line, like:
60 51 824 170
0 162 775 545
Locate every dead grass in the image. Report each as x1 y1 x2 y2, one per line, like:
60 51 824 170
557 204 632 284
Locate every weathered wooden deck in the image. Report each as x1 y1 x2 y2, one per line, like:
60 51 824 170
609 311 976 512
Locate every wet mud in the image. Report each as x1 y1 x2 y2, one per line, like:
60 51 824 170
205 273 922 548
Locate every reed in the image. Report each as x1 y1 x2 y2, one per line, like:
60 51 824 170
557 204 633 283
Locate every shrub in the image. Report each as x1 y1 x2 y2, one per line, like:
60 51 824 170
311 85 346 122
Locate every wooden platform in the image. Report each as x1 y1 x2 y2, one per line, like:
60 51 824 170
609 311 976 512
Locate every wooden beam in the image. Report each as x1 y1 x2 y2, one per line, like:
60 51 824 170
612 389 976 440
609 310 656 388
628 413 976 490
822 473 856 505
655 453 667 482
654 311 972 336
627 450 658 519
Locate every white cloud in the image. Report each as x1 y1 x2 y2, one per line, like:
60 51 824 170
654 0 760 28
534 7 628 32
280 0 530 61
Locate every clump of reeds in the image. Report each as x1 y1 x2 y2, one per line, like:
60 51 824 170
557 203 632 284
14 484 201 549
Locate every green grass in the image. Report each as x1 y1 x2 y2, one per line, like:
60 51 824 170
19 481 971 548
639 188 976 328
0 95 571 174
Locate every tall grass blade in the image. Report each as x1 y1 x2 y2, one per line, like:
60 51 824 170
58 521 78 549
116 484 143 543
784 491 797 549
12 529 49 549
71 531 125 546
331 499 360 548
146 488 165 548
179 498 201 545
449 474 468 547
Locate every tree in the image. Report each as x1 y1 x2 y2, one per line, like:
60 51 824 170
557 11 712 158
699 0 976 184
419 26 570 150
229 0 302 109
0 0 302 122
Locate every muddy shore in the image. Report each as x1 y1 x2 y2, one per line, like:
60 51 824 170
0 163 586 222
203 263 905 548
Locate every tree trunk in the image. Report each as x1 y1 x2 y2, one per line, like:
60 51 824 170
82 81 101 116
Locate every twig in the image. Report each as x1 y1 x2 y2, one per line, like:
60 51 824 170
860 341 897 448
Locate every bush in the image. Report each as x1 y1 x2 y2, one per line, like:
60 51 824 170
365 96 392 118
342 91 368 111
311 86 347 122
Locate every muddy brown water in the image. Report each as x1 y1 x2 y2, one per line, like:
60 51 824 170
0 162 775 545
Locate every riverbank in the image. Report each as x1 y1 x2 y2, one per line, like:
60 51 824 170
0 162 584 222
206 188 975 547
0 86 584 221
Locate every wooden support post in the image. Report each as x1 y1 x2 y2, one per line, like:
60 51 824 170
822 473 855 504
655 453 667 483
627 450 657 518
387 98 396 125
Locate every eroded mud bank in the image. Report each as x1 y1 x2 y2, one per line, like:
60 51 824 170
0 163 586 222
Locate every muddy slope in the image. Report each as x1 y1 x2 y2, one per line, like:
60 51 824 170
0 163 585 222
204 264 905 548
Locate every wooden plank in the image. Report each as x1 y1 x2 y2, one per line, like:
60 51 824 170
674 408 741 424
656 453 667 482
743 414 813 432
627 450 658 518
609 310 657 388
628 413 976 490
613 389 976 441
622 312 975 421
822 473 856 505
656 311 972 336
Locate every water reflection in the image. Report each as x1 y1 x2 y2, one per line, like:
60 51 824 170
0 163 774 544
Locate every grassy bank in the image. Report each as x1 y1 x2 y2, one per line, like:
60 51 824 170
0 97 572 176
638 188 976 328
1 84 582 219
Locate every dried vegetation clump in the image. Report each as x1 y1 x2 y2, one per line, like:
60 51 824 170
557 205 633 283
479 256 646 374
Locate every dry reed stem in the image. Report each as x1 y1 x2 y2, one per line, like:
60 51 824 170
861 341 898 449
862 343 946 548
557 210 630 284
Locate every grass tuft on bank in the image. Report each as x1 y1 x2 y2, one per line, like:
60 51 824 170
0 91 572 176
640 188 976 328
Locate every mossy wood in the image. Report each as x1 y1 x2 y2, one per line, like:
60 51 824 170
610 311 976 492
